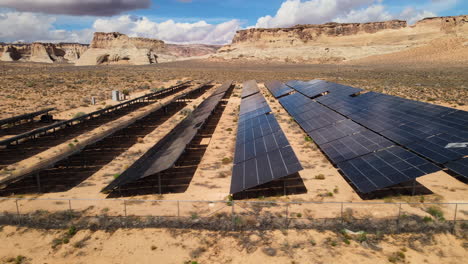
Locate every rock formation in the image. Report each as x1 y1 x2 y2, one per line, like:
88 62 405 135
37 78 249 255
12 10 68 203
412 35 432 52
0 42 88 63
75 32 165 66
214 15 468 63
164 44 221 57
231 20 407 45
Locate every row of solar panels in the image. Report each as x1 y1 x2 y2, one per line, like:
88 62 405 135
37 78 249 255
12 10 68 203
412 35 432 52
266 79 467 194
102 81 233 193
230 80 303 194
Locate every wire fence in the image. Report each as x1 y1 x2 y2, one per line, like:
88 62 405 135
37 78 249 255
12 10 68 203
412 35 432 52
0 197 466 233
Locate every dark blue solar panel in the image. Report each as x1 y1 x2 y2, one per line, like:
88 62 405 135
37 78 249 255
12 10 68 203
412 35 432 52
293 105 345 125
445 158 468 179
307 119 367 145
234 130 289 164
232 82 304 194
231 146 303 194
405 136 467 164
279 92 311 110
337 146 441 193
321 130 394 163
379 122 441 146
265 80 294 98
237 114 281 144
241 80 260 98
290 81 331 98
442 110 468 126
239 105 272 123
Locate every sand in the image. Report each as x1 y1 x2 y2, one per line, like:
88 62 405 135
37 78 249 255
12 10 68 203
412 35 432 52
0 226 466 264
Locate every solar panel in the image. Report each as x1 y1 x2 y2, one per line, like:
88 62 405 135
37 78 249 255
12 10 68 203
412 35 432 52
277 80 466 194
234 130 289 164
239 93 269 115
293 104 345 125
445 158 468 179
236 114 281 144
379 123 441 146
442 110 468 126
278 92 311 110
405 137 466 164
337 146 441 193
212 80 234 95
321 130 394 163
265 80 294 98
231 146 303 194
231 82 304 195
239 105 272 122
307 119 367 145
102 90 226 193
289 81 330 98
241 80 260 98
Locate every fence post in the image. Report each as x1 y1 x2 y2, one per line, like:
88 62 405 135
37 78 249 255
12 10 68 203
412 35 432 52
396 203 402 233
231 200 235 229
285 203 289 228
68 199 73 220
453 203 458 234
123 200 127 217
340 202 344 225
177 201 180 218
15 199 20 225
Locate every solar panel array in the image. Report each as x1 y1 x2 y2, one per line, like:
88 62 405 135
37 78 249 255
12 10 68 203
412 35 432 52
231 81 303 194
276 79 468 193
102 82 231 193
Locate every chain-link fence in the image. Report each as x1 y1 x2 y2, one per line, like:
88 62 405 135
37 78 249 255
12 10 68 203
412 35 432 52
0 197 466 233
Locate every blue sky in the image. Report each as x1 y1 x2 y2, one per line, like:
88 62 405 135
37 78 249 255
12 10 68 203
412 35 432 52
0 0 466 44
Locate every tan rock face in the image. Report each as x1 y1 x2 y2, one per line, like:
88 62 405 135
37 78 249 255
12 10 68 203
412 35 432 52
76 32 165 66
232 20 408 44
0 42 88 63
214 15 468 63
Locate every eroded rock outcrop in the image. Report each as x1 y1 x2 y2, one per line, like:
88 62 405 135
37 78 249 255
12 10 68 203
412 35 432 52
0 42 88 63
231 20 407 45
76 32 165 66
215 15 468 63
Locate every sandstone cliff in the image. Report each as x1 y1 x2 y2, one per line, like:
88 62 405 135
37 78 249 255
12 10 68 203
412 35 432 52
214 15 468 64
0 42 88 63
76 32 165 66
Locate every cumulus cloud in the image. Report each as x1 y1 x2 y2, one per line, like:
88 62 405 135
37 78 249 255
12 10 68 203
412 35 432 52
0 11 240 44
255 0 437 28
0 0 150 16
0 11 93 43
92 15 241 44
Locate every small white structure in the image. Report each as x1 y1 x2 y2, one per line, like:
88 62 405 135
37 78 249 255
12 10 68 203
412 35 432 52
112 90 120 101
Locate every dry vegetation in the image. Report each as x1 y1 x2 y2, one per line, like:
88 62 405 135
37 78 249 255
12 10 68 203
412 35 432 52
0 60 467 263
1 60 467 119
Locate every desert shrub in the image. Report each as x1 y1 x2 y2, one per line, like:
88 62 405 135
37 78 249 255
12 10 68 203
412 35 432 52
314 174 325 180
426 206 445 220
222 157 232 165
73 112 86 118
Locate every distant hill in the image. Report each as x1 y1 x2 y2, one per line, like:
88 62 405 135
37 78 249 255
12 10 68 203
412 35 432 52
211 15 468 64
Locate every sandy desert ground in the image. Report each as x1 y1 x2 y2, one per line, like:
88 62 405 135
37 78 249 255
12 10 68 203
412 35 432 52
0 60 467 263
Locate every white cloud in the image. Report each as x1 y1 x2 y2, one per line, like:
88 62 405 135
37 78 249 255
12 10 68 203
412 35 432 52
0 0 150 16
255 0 376 28
0 11 240 45
0 11 93 43
334 5 393 23
92 15 241 44
255 0 438 28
